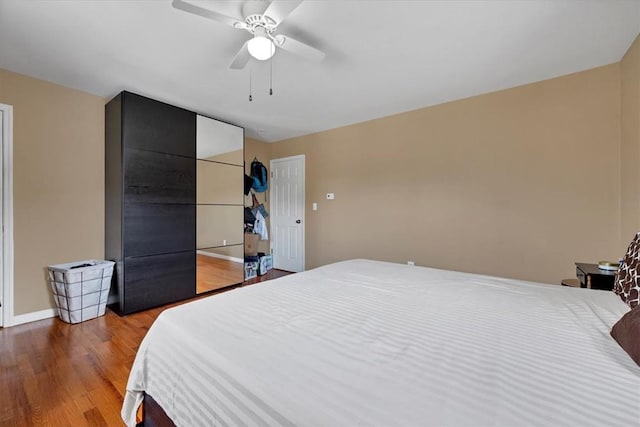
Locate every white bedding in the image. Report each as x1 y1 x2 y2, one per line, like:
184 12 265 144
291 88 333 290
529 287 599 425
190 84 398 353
122 259 640 426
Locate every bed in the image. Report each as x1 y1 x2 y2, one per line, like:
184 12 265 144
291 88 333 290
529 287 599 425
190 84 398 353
122 259 640 426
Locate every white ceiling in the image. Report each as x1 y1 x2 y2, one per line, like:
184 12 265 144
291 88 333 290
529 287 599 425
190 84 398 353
1 0 638 142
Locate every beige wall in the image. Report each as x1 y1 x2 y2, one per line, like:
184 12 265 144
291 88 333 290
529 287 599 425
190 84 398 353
620 34 640 251
0 69 104 315
245 138 271 254
270 64 622 285
2 39 637 315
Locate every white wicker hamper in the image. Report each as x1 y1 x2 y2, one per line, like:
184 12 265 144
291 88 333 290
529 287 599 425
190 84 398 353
47 260 115 324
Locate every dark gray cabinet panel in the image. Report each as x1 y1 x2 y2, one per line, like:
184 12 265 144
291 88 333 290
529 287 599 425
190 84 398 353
123 252 195 314
106 90 197 315
122 92 195 157
124 203 196 257
124 148 195 204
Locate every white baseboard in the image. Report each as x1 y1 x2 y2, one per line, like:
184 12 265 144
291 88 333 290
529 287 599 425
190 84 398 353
9 307 58 327
197 250 243 264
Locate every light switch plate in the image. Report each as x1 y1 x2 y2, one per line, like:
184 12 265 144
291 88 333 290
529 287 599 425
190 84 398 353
312 202 318 211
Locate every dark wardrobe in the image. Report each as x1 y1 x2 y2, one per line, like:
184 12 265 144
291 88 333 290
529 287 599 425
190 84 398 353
105 92 197 315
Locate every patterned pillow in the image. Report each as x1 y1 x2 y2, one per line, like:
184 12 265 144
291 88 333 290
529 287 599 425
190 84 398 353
614 232 640 308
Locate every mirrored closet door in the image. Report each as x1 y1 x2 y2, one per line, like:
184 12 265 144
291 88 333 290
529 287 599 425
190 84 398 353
196 115 244 293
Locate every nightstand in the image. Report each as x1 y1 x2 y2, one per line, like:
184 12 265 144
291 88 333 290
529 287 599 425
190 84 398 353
575 263 616 290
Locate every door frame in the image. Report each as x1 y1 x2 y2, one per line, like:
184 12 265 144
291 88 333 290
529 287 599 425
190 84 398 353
269 155 305 272
1 103 14 328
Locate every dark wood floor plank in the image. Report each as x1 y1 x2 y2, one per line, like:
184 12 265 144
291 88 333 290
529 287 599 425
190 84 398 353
0 269 292 426
84 407 108 427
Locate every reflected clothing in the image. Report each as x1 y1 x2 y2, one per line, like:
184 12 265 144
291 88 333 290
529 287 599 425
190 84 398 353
254 211 268 241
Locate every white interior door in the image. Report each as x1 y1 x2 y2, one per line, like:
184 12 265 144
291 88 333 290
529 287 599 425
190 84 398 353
0 103 13 328
270 155 305 272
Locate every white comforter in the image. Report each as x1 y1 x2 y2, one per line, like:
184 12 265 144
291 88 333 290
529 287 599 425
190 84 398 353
122 259 640 426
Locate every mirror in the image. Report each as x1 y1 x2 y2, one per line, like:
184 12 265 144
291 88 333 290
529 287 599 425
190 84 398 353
196 115 244 294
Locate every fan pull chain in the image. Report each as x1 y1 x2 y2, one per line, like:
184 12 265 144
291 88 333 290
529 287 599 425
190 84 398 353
249 65 253 102
269 43 273 96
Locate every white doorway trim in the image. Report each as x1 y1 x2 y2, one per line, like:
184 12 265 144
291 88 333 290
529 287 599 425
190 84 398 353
270 155 305 272
0 103 14 328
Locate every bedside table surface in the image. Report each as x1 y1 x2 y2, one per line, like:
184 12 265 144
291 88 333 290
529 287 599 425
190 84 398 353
575 262 617 277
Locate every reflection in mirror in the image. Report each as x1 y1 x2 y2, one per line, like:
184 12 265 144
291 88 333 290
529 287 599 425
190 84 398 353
196 115 243 165
196 205 244 249
197 161 243 205
196 115 244 294
197 246 244 294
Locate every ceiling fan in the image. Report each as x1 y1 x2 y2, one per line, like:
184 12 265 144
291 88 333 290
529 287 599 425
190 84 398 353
172 0 326 69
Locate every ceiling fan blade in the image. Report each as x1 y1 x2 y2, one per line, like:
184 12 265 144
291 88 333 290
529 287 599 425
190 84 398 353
264 0 303 25
172 0 245 29
275 35 325 62
230 41 251 69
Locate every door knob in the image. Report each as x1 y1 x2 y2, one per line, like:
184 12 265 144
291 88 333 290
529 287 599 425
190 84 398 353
296 219 301 224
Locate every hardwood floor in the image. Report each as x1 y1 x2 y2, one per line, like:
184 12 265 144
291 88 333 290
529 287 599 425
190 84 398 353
0 269 292 426
244 268 292 285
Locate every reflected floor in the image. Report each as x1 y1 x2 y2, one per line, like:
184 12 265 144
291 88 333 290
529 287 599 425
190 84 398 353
197 255 244 294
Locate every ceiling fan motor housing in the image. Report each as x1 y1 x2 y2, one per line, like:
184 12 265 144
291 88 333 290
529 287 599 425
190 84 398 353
241 0 279 36
245 14 277 31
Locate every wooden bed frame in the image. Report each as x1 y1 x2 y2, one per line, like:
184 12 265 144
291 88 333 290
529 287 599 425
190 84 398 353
138 394 175 427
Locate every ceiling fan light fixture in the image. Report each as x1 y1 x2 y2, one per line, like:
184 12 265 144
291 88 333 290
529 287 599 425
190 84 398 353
248 35 275 60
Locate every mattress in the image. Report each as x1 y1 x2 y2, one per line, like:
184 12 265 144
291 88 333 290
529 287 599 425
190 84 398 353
122 259 640 426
